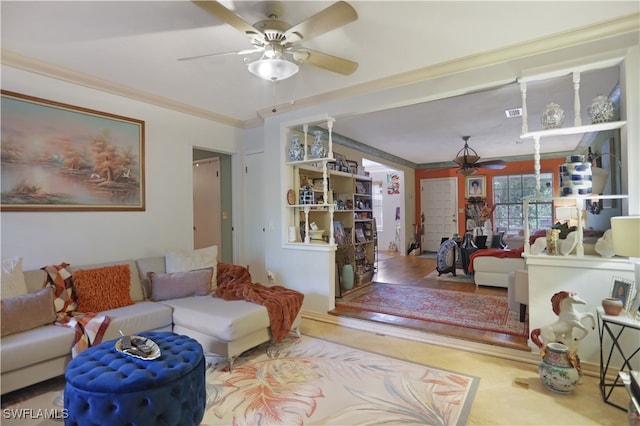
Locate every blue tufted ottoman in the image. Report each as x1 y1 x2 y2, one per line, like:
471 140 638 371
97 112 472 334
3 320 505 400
64 332 205 426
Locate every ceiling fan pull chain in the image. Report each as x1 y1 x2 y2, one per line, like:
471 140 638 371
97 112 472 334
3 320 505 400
271 81 277 113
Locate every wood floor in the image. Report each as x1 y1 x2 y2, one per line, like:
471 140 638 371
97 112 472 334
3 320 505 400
330 251 530 351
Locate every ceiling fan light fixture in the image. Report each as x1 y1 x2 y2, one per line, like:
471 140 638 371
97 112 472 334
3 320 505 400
247 56 299 81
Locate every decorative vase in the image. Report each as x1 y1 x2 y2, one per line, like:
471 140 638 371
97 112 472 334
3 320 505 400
545 229 560 255
541 102 565 129
538 342 580 394
341 264 354 290
310 130 327 159
559 155 592 197
601 297 623 316
288 134 304 161
587 95 615 124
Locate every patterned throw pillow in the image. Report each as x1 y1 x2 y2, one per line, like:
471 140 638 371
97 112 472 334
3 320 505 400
42 262 77 313
73 264 134 312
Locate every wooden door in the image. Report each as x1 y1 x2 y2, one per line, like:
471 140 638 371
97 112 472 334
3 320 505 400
193 158 221 250
420 177 458 252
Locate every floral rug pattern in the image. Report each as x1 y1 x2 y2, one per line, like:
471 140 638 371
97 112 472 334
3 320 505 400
203 335 478 425
336 283 528 337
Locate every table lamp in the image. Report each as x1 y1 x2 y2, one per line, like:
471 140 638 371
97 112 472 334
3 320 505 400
611 216 640 319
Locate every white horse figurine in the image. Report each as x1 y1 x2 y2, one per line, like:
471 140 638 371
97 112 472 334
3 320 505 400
531 291 596 354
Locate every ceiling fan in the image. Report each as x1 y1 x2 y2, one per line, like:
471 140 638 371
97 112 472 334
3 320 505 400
453 136 506 176
180 1 359 81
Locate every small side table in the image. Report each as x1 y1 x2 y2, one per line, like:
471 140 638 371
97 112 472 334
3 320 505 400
597 307 640 411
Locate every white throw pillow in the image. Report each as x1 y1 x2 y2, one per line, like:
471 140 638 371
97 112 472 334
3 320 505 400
165 245 218 290
1 257 29 300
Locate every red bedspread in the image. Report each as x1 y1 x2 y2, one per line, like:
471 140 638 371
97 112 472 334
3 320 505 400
468 246 524 273
215 263 304 343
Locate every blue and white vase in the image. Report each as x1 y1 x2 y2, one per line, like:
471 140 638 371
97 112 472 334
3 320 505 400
288 134 304 161
541 102 565 129
587 95 615 124
310 131 327 159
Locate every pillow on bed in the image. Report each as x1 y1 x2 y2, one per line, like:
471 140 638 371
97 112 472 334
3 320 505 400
1 286 56 336
1 257 28 300
165 245 218 290
73 264 134 312
148 268 213 301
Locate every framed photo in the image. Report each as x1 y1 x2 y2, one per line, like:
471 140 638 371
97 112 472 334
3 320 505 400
465 176 486 198
610 276 635 312
346 160 359 175
333 221 346 246
1 90 145 211
333 152 348 172
355 227 366 243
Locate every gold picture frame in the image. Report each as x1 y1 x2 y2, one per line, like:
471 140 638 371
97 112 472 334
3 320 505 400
1 90 145 211
465 176 486 198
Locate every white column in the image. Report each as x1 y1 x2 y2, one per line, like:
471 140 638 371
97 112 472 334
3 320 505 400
573 71 582 127
520 81 528 135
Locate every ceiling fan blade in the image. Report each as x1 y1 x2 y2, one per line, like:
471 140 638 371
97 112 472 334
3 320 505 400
477 160 507 169
284 1 357 43
194 1 263 41
294 48 358 75
178 47 262 62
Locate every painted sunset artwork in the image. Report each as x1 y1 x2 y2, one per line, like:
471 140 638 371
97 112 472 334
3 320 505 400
1 92 144 211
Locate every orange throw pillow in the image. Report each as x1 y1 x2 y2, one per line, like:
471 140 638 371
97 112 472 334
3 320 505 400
73 264 134 312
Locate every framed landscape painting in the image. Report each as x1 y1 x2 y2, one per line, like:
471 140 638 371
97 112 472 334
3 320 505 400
1 90 145 211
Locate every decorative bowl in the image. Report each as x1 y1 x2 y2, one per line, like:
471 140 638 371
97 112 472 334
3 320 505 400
601 297 623 316
308 229 325 240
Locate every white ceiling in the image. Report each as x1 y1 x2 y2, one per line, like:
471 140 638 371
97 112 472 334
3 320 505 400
1 1 637 166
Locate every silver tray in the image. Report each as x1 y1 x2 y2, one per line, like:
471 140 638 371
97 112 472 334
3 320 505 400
115 335 161 360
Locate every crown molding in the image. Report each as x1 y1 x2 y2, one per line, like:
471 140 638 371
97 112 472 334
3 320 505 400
254 13 639 124
2 13 637 132
1 49 244 128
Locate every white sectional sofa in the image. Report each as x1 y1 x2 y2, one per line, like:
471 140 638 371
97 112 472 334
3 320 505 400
1 255 301 395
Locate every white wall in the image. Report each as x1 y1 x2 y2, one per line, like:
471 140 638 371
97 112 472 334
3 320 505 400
1 66 242 270
371 170 405 253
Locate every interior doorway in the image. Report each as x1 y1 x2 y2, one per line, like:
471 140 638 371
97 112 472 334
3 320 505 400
193 157 221 250
192 148 233 263
420 177 458 252
362 159 404 255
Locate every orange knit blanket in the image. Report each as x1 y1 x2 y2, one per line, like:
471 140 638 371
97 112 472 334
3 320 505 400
215 263 304 343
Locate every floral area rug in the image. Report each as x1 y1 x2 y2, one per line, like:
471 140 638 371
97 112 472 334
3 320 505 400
336 283 528 337
203 335 478 425
1 335 478 425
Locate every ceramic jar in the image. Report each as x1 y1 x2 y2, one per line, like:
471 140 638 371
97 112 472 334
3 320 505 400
538 342 580 394
341 264 355 290
310 130 327 159
601 297 623 316
587 95 615 124
559 155 592 196
288 134 305 161
541 102 565 129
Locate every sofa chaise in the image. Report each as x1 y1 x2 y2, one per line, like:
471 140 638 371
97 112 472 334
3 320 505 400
1 253 302 395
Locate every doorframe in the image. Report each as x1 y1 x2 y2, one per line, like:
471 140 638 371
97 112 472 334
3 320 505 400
192 147 234 264
420 177 459 252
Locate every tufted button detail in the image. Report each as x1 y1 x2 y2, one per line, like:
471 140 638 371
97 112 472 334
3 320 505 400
64 332 205 426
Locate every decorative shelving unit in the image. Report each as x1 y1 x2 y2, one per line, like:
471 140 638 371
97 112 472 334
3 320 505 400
518 59 628 258
283 116 375 289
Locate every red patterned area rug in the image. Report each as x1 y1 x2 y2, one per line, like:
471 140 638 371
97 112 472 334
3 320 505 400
336 282 528 337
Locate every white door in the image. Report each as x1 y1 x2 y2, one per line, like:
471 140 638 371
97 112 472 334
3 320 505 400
244 152 266 283
193 158 221 250
420 178 458 252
